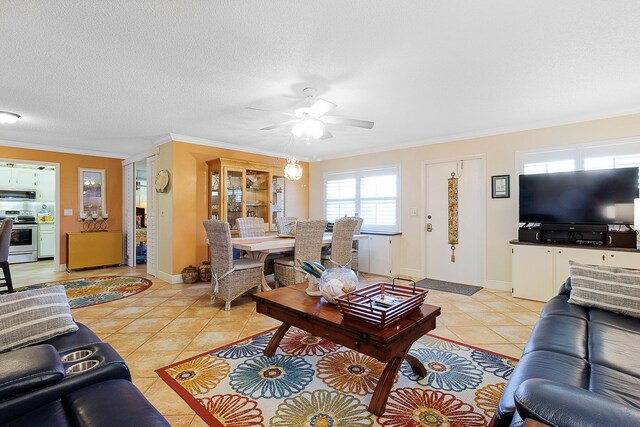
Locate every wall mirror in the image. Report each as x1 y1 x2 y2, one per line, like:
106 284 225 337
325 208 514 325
78 168 106 218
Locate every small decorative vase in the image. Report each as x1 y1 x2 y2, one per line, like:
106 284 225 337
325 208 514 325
181 265 199 284
319 268 359 304
199 261 212 282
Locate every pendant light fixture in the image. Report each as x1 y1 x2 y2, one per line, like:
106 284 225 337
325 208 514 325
284 158 303 181
0 111 20 124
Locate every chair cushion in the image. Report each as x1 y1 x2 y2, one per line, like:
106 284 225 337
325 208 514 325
568 261 640 318
0 285 78 352
522 315 587 358
0 344 64 401
273 256 294 267
539 295 588 321
589 322 640 378
590 363 640 409
589 307 640 334
233 259 263 270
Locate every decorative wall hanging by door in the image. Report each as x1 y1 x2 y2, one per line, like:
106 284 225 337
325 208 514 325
448 171 459 262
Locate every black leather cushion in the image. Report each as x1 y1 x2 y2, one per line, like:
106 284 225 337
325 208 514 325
522 315 587 358
1 400 69 427
539 295 588 320
64 380 169 426
590 363 640 409
0 344 63 401
558 277 572 295
40 322 101 353
589 322 640 378
589 307 640 334
494 350 589 427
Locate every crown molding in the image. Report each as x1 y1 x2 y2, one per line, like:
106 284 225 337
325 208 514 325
0 139 129 159
314 108 640 161
122 147 160 166
154 133 310 162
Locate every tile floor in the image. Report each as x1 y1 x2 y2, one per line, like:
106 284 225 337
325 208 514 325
10 261 544 426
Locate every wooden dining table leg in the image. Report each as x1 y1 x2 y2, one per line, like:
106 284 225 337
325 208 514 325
263 323 291 357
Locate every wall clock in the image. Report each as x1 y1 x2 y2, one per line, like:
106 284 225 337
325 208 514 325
155 169 170 193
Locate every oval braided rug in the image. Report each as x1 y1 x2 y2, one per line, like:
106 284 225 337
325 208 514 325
20 276 152 309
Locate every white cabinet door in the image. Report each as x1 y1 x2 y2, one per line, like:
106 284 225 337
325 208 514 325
368 235 392 276
36 170 56 201
554 247 605 288
38 224 55 258
357 237 370 273
13 168 36 188
605 251 640 268
0 168 12 186
512 245 554 302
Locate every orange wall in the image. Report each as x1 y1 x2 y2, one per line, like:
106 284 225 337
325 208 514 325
170 141 309 274
0 146 123 266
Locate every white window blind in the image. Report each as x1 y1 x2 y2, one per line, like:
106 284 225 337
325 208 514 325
325 166 400 232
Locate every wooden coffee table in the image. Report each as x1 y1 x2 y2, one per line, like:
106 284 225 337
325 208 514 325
252 282 441 416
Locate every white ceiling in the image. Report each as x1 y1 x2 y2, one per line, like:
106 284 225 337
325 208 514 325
1 1 640 161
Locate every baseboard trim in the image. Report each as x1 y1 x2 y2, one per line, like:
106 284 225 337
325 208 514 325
58 264 67 272
399 268 423 279
484 279 512 292
158 271 183 284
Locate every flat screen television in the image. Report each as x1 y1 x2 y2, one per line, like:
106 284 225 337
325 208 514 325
519 167 639 224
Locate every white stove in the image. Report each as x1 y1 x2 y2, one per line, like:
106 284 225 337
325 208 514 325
1 210 38 263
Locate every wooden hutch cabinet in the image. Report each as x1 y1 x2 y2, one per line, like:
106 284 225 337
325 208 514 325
207 158 286 234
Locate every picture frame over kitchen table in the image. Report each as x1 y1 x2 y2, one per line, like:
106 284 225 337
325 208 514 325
491 174 510 199
78 168 106 218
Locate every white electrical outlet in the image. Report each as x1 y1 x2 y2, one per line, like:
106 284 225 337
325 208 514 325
410 208 418 216
64 209 73 216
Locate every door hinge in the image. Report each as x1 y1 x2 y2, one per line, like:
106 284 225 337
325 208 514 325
511 248 514 254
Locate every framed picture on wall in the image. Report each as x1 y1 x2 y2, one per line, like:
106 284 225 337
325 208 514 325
78 168 106 217
492 175 510 198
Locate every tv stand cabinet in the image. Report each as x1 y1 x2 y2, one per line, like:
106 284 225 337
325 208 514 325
510 240 640 302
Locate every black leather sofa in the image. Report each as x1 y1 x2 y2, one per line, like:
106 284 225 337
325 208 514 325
494 279 640 427
0 322 169 426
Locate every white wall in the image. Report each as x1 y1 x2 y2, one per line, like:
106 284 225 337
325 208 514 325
309 113 640 290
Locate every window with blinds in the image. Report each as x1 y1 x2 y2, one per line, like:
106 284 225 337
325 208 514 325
325 166 400 232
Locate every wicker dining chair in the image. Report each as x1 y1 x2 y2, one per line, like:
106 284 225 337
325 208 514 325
321 217 359 269
0 219 14 293
348 217 364 273
203 220 264 310
275 216 298 235
237 217 265 237
274 219 327 287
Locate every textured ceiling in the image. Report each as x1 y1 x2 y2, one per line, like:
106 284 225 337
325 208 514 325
1 1 640 160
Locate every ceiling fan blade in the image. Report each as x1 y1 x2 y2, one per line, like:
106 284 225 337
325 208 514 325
322 116 374 129
246 107 295 117
308 99 337 118
260 119 300 131
319 122 333 140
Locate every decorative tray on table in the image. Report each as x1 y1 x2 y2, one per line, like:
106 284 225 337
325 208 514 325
335 278 428 327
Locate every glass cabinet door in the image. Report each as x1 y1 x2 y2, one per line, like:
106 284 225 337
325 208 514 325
225 169 244 230
245 170 270 230
210 170 220 220
271 175 285 231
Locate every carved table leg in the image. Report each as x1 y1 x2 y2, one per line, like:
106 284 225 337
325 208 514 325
263 323 291 357
369 354 404 416
405 353 427 377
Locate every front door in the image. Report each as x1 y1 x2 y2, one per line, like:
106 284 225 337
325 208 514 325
425 159 483 285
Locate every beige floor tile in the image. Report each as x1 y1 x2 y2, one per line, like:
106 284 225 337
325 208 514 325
108 305 156 318
162 298 199 307
177 306 221 319
164 415 196 427
119 317 174 333
202 317 248 332
188 331 242 351
142 305 189 318
429 326 462 342
132 377 157 394
126 351 183 378
512 299 546 313
448 326 509 345
81 317 133 333
126 297 169 307
161 317 210 333
506 311 541 325
467 311 523 326
490 325 534 344
105 332 154 354
143 289 182 298
453 301 494 312
482 300 529 313
70 305 116 318
189 416 211 427
137 333 195 352
144 379 196 416
437 312 479 326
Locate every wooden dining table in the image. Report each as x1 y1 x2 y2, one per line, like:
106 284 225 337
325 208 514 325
232 233 366 291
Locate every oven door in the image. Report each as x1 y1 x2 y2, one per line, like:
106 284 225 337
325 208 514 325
9 224 38 263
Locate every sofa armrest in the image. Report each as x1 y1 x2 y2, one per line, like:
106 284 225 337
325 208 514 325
515 379 640 427
0 345 64 401
557 278 571 296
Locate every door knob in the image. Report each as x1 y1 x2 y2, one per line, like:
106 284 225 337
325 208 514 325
426 223 433 232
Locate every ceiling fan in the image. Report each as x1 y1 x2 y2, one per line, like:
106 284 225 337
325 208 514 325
247 87 374 140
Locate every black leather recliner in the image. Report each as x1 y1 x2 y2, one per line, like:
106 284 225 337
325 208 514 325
494 279 640 427
0 322 169 426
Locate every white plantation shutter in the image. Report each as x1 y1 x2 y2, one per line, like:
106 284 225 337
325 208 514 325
146 155 158 277
123 163 135 266
325 166 400 232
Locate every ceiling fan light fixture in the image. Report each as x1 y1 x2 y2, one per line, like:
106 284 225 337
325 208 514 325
291 122 305 138
284 158 303 181
0 111 20 124
291 118 323 140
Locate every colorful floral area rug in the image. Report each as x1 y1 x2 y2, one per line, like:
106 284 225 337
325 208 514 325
156 328 517 427
20 276 152 308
